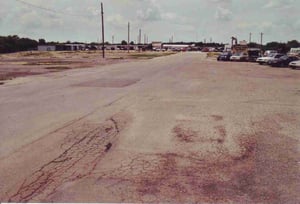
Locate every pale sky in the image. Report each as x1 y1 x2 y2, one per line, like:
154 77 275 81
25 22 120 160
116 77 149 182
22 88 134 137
0 0 299 44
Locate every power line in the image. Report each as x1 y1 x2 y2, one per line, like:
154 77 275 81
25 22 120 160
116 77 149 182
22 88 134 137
15 0 96 18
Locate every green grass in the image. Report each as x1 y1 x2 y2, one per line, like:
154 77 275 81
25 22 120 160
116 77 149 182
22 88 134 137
129 52 176 59
24 61 70 66
45 66 71 70
0 75 13 81
19 51 55 57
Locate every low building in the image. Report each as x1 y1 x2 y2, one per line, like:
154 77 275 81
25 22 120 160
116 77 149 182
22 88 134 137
288 48 300 56
64 44 85 51
37 45 56 51
152 41 162 50
232 44 248 54
162 44 192 51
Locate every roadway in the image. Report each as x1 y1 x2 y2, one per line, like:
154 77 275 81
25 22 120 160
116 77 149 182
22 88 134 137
0 52 299 203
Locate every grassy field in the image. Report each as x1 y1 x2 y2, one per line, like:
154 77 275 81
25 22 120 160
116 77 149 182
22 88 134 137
0 50 176 83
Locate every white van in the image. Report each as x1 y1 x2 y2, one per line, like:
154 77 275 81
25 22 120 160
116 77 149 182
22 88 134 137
288 48 300 56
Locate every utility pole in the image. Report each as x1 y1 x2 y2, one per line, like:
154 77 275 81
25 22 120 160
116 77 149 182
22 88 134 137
127 22 130 53
260 32 264 55
101 2 105 58
249 32 252 43
260 32 264 47
112 35 114 44
138 29 141 52
139 29 141 44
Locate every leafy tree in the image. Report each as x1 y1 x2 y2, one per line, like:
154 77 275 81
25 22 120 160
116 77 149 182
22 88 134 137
38 39 46 45
286 40 300 49
248 42 260 48
130 41 134 45
264 41 288 53
121 40 127 45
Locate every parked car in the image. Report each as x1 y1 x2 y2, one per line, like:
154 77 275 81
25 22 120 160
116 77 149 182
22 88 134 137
230 52 248 61
268 55 299 67
263 50 277 56
201 47 210 52
247 48 261 62
256 53 284 64
289 60 300 69
217 52 232 61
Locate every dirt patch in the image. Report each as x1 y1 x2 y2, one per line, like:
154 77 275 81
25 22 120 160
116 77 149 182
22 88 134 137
211 115 223 121
214 125 227 143
173 125 196 142
233 134 257 162
172 121 227 145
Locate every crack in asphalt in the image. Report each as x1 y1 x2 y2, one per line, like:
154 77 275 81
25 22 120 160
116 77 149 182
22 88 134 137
6 115 124 202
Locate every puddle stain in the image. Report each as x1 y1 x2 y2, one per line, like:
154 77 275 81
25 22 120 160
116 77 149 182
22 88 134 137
92 113 299 203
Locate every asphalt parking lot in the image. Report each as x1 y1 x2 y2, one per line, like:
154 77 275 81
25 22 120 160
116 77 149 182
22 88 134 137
0 52 299 203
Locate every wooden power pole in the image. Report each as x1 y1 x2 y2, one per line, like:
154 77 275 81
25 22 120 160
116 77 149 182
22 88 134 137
128 22 130 53
101 2 105 58
249 32 252 43
260 32 264 47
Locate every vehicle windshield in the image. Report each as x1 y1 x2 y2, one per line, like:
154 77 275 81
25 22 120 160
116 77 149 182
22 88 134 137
268 53 276 57
222 52 230 55
275 54 283 58
280 56 288 60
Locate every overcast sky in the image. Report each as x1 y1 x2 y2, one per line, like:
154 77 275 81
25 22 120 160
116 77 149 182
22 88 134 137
0 0 299 44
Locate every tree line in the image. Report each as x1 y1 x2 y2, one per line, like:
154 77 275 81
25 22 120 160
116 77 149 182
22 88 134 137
248 40 300 53
0 35 299 54
0 35 38 53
